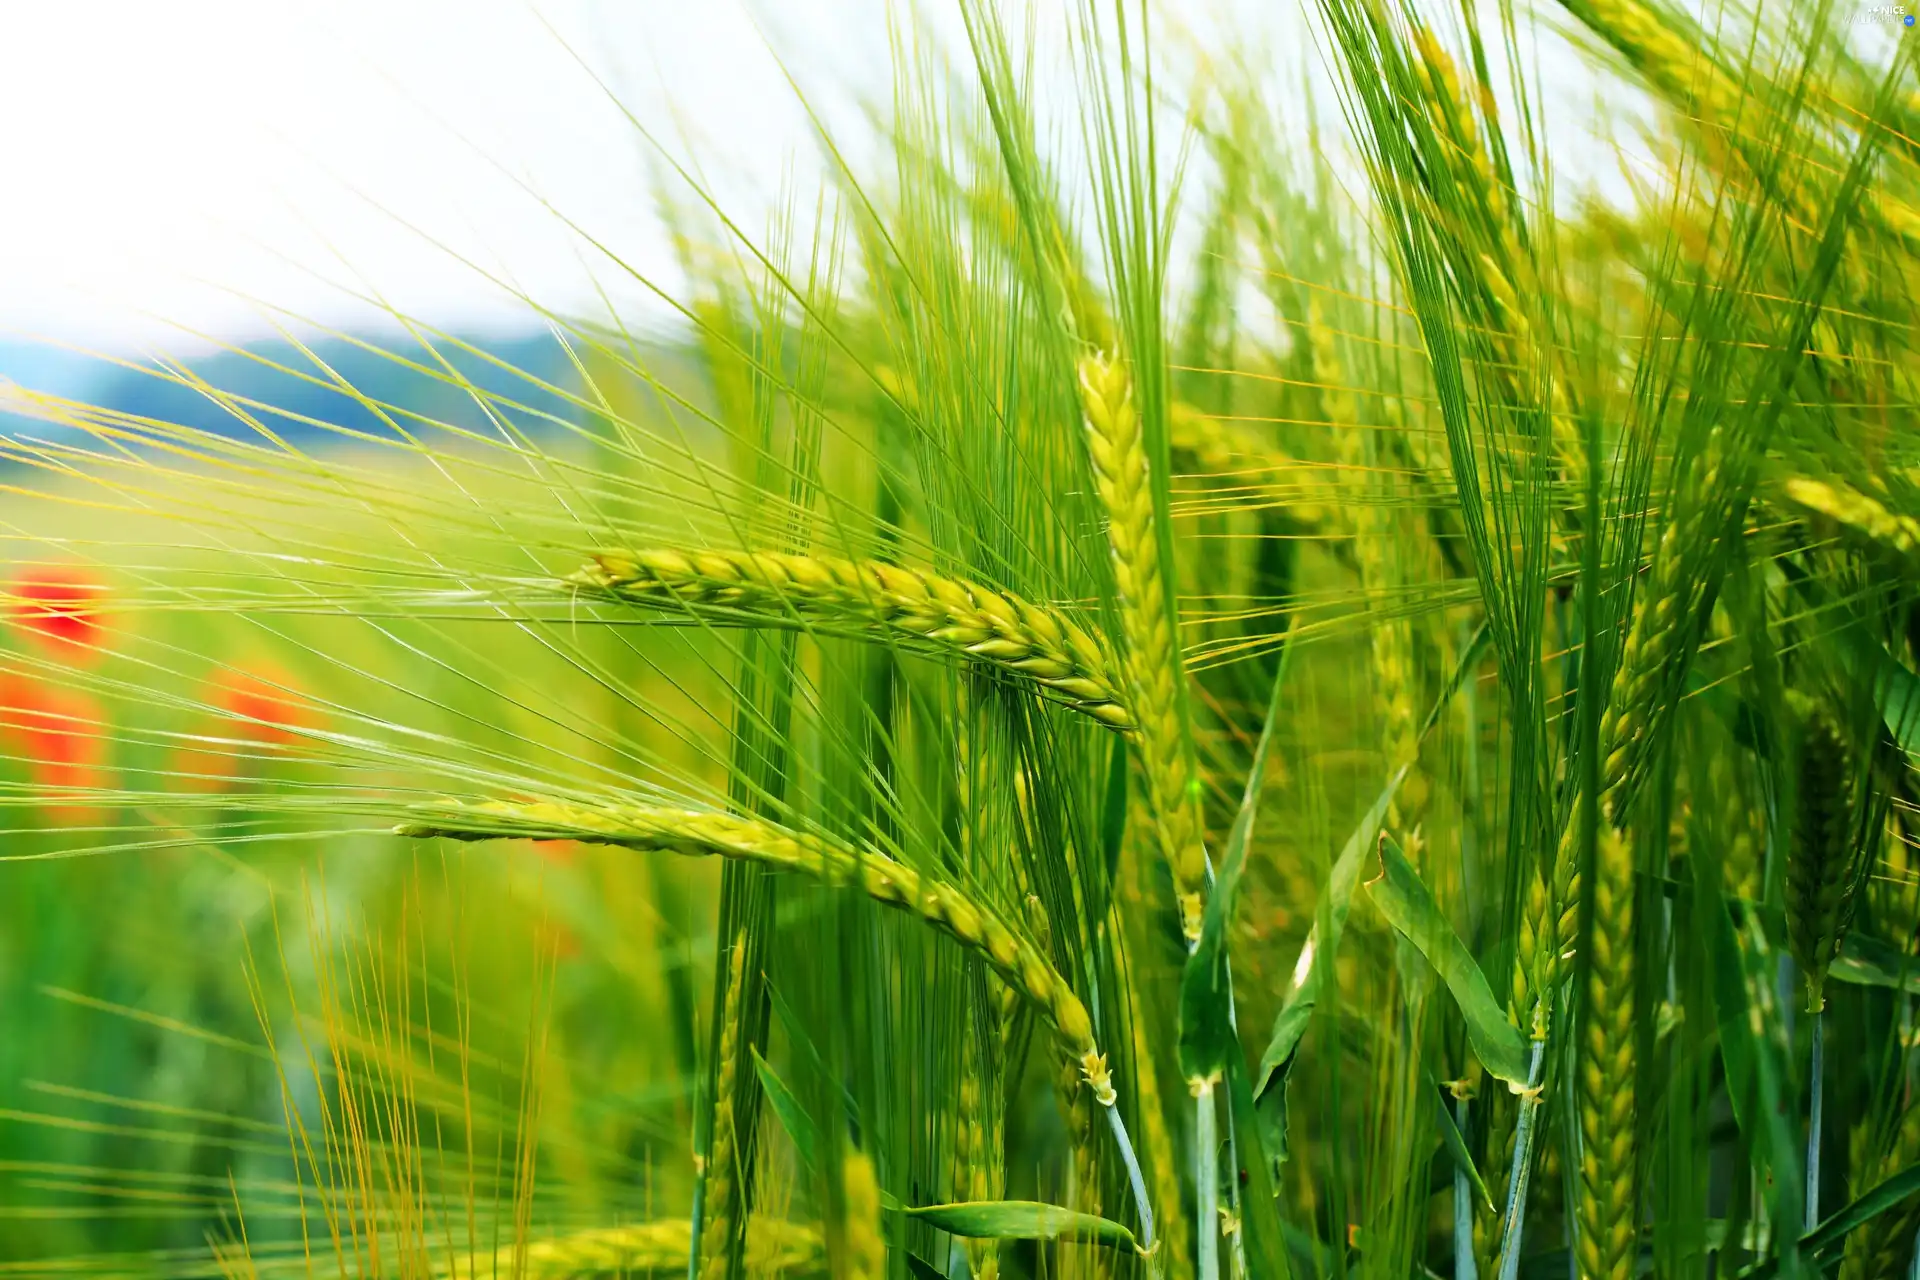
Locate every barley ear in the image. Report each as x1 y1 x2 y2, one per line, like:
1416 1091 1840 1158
441 1220 824 1279
841 1151 886 1280
1786 702 1860 1013
572 548 1134 731
1056 1049 1112 1280
397 799 1116 1099
955 1037 1001 1280
696 937 748 1280
1129 1000 1192 1280
1574 824 1637 1280
1078 351 1208 940
1839 1089 1920 1280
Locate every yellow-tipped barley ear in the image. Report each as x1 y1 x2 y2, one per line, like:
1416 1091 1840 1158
1082 1051 1118 1107
398 798 1115 1096
568 547 1134 730
1077 351 1209 944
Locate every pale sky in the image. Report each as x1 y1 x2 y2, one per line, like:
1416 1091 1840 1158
0 0 1625 354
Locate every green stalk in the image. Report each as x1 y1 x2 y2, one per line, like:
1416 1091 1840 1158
1807 1009 1825 1233
1195 1082 1219 1280
1105 1103 1157 1254
1493 1039 1547 1280
1455 1095 1477 1280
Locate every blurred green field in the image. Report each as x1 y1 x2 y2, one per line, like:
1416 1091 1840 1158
2 2 1919 1278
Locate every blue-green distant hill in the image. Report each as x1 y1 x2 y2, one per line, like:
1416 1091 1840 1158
0 332 706 448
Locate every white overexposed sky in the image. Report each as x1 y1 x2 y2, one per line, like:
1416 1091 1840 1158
0 0 1630 354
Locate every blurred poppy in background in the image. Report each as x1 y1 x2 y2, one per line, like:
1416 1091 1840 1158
533 838 579 865
176 664 322 790
0 673 110 821
211 666 318 749
8 566 110 662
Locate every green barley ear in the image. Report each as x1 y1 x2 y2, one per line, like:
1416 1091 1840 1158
954 1032 1001 1280
1078 351 1207 941
442 1220 825 1279
696 936 749 1280
1055 1046 1108 1271
1574 823 1638 1280
1128 997 1192 1280
840 1151 886 1280
1785 701 1862 1013
1783 476 1920 568
397 800 1118 1102
572 549 1133 730
1838 1079 1920 1279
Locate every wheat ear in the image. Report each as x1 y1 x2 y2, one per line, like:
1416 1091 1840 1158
1839 1086 1920 1280
1573 824 1637 1280
696 937 748 1280
1784 476 1920 567
1079 352 1208 941
441 1219 825 1278
398 799 1116 1103
841 1151 886 1280
955 1012 1002 1280
1786 703 1860 1013
1597 428 1731 808
1130 1000 1193 1280
573 548 1132 730
1564 0 1745 135
1057 1049 1114 1280
1560 425 1747 1276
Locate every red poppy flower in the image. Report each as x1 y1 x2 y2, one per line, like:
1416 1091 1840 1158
0 674 109 819
9 566 109 661
211 666 318 748
176 665 321 791
533 838 579 865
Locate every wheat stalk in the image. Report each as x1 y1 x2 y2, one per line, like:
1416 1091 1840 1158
397 799 1117 1103
572 549 1133 731
1079 351 1208 941
442 1219 825 1279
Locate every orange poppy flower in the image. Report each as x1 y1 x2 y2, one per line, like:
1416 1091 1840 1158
211 666 319 748
176 665 322 791
9 566 109 662
533 838 580 865
0 673 109 820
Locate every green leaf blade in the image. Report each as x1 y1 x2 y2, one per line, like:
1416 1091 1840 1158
1364 832 1529 1087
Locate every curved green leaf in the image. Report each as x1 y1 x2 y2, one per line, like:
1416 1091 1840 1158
1180 630 1295 1086
751 1046 819 1172
1253 761 1406 1159
1253 622 1490 1155
903 1201 1139 1253
1738 1160 1920 1277
1365 833 1528 1087
1430 1072 1494 1212
1831 932 1920 994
